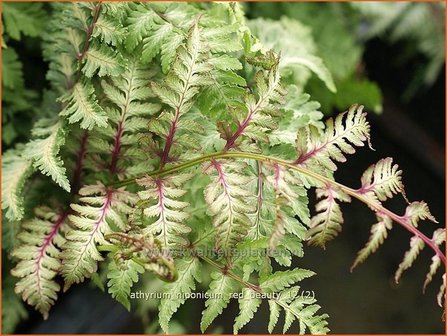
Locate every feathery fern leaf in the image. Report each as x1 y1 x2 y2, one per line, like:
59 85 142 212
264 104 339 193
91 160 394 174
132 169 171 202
307 185 351 247
2 2 45 40
107 258 144 311
2 48 24 89
62 183 136 290
159 257 201 333
97 57 161 176
351 215 392 269
1 146 33 221
125 2 195 72
201 271 239 332
423 228 445 291
224 64 286 151
60 81 108 129
358 157 404 201
266 286 329 334
395 235 424 283
137 174 192 247
24 120 70 192
233 288 262 334
403 201 437 227
82 43 126 78
11 207 68 319
92 15 126 47
295 104 371 173
204 161 254 252
261 268 315 293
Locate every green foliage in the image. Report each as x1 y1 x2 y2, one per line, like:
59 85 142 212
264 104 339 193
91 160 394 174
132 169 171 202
24 119 70 192
1 146 33 221
2 2 45 40
2 2 444 334
107 259 144 311
249 2 383 114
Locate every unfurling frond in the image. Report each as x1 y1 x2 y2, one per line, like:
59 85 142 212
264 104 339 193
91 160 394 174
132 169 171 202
61 183 136 290
358 158 404 202
295 104 370 173
107 259 144 311
60 81 108 130
1 146 33 221
137 174 192 247
11 207 67 319
395 235 424 283
204 161 254 252
24 120 70 192
307 185 351 248
201 271 239 332
351 215 392 270
159 257 201 333
106 231 177 283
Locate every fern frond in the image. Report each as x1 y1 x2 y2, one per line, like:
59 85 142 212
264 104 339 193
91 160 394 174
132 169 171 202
403 201 437 227
137 173 192 247
60 81 108 129
2 48 24 89
295 104 371 173
423 228 445 291
204 160 254 252
395 235 424 283
266 286 329 334
307 185 351 248
200 271 239 332
2 2 45 40
24 119 70 192
233 288 262 334
265 163 309 249
437 274 445 308
125 2 195 72
260 269 315 293
351 215 392 269
11 207 68 319
107 258 144 311
1 146 33 221
224 64 286 151
358 158 404 201
92 15 126 46
82 43 126 78
159 257 201 333
97 57 160 176
61 183 136 290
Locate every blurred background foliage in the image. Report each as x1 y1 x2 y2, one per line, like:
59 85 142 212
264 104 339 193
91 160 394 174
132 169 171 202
2 1 445 334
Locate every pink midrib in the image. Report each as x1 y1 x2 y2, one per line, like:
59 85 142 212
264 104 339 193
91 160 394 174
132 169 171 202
70 190 113 272
35 212 69 297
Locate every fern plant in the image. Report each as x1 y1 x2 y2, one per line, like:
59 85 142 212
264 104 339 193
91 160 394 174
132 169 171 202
2 2 445 334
